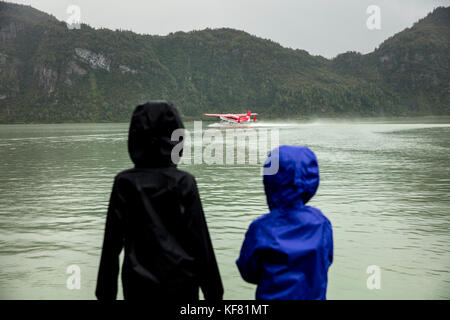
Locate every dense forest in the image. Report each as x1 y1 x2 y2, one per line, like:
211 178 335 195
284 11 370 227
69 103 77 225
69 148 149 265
0 2 449 123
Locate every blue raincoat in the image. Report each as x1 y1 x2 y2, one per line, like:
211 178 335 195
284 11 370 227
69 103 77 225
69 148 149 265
236 145 333 300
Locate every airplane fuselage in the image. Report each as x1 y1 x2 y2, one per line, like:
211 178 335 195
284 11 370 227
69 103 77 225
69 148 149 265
219 115 251 123
204 110 258 124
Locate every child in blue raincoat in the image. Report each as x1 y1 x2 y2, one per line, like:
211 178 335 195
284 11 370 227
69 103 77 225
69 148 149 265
236 145 333 300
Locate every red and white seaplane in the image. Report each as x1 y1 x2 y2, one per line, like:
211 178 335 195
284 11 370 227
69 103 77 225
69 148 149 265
204 110 258 124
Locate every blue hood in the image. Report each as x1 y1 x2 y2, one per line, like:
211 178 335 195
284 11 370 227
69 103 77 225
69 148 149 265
263 145 320 211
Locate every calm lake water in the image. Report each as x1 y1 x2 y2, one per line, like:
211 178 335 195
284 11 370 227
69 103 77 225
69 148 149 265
0 119 449 299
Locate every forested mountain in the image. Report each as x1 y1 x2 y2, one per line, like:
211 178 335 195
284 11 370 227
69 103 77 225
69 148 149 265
0 2 448 123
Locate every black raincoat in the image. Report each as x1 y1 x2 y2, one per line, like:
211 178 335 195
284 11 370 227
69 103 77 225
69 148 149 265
95 101 223 300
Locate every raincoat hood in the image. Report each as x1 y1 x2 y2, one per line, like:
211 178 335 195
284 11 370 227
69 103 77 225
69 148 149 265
128 101 184 168
263 145 320 210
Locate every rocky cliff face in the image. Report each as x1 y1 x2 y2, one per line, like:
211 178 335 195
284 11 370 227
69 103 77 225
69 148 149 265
34 65 58 94
0 52 19 99
74 48 111 71
0 21 24 43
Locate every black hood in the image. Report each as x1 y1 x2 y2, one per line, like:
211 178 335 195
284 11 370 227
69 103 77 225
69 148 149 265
128 101 184 168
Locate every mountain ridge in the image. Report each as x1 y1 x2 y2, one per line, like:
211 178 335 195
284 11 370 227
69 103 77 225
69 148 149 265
0 2 448 123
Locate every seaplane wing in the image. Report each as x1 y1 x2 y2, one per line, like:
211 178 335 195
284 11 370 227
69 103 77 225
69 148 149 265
235 113 258 116
203 113 233 117
204 110 258 124
204 113 258 116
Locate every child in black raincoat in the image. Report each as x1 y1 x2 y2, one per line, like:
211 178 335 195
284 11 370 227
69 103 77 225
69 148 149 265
96 101 223 300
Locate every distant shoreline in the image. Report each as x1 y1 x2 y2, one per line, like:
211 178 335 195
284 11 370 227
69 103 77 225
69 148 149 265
1 114 450 126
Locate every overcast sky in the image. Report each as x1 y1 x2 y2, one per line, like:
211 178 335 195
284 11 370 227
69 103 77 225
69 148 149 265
6 0 450 58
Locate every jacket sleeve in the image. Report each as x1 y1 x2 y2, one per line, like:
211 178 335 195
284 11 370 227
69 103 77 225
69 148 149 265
236 222 262 284
95 177 125 300
326 220 334 266
186 177 224 301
